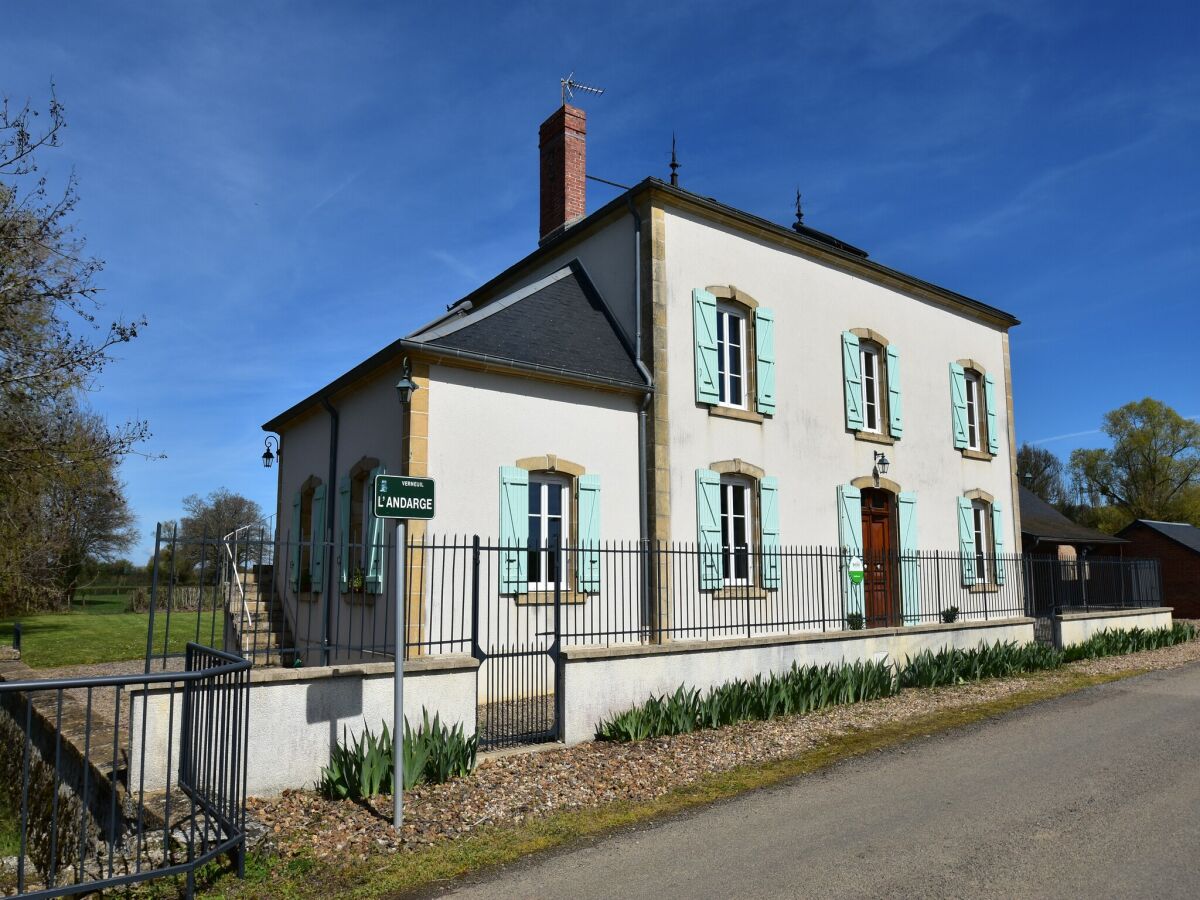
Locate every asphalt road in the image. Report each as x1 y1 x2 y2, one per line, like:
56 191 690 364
445 664 1200 899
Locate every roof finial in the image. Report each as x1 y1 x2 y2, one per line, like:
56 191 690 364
669 133 680 186
793 188 804 230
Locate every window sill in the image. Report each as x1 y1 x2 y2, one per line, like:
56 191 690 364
959 448 994 462
853 430 895 446
512 590 592 606
968 583 1000 594
707 587 771 601
340 590 382 606
707 404 766 424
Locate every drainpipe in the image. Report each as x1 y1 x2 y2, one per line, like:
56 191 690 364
321 397 340 666
627 195 655 636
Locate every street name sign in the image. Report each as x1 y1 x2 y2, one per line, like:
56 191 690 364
374 475 436 520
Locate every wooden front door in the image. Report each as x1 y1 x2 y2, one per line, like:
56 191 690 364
860 489 898 628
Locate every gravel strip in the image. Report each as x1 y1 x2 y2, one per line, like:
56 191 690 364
249 638 1200 864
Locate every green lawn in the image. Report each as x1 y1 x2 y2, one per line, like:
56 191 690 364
0 593 220 669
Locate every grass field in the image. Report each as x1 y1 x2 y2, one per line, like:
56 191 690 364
0 592 220 669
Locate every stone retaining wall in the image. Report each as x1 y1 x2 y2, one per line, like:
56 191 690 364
559 618 1036 745
1055 607 1173 648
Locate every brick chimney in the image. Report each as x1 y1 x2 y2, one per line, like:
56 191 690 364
538 104 586 243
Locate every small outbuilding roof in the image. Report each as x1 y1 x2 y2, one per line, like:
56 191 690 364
1118 519 1200 555
407 259 643 386
1018 485 1127 546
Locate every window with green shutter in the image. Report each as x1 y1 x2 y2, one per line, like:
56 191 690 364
992 501 1005 585
338 476 351 593
898 492 919 625
289 491 302 592
984 373 1000 456
754 308 776 415
842 332 864 431
498 466 529 594
886 345 902 438
950 363 969 449
957 496 977 586
759 476 780 589
695 469 723 590
693 289 720 405
576 474 601 593
837 485 864 618
309 483 326 594
364 465 387 595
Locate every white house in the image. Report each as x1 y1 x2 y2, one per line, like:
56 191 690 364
262 101 1022 665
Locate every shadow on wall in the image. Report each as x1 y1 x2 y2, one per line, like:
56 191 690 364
306 675 365 753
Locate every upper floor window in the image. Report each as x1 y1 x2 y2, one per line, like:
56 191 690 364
964 370 983 451
860 342 883 434
843 330 902 441
692 287 776 419
716 305 747 408
951 361 997 458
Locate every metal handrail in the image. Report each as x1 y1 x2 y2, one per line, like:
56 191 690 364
221 523 259 634
0 642 250 693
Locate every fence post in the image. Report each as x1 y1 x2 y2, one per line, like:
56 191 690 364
553 535 564 741
471 535 482 661
145 522 162 674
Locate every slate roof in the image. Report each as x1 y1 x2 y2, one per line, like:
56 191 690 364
1018 485 1127 545
407 260 642 385
1119 519 1200 555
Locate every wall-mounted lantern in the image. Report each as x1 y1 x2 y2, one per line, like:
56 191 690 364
873 450 890 477
395 358 419 406
262 435 279 468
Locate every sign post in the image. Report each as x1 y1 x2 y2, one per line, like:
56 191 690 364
373 474 436 832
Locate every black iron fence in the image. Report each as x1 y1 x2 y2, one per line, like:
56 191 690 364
0 643 251 898
145 527 1166 670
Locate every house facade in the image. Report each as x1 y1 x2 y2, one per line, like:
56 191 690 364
262 102 1023 662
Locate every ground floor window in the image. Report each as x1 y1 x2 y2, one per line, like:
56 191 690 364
972 499 992 583
720 476 753 585
528 473 570 589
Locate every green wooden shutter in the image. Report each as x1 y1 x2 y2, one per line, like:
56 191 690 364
992 501 1006 585
898 492 919 625
577 474 601 593
984 373 1000 456
759 476 781 589
842 332 864 431
696 469 722 590
338 476 351 593
365 466 387 595
957 497 976 586
693 289 719 405
755 307 776 415
949 363 969 449
498 466 529 594
837 485 864 618
289 491 302 592
309 483 326 594
886 344 903 438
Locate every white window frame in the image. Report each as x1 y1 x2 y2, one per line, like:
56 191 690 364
971 500 992 583
964 371 982 451
860 344 882 433
716 303 748 410
719 476 754 586
527 473 571 590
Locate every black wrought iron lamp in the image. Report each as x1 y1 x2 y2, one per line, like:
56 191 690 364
262 435 279 468
873 450 890 477
395 358 419 406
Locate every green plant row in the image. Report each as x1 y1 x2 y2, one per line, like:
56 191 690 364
596 660 899 742
1063 621 1196 661
596 623 1198 743
897 640 1064 688
317 709 478 801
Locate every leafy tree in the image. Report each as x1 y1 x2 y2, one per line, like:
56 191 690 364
1069 398 1200 532
166 489 268 581
1017 443 1067 507
0 88 148 613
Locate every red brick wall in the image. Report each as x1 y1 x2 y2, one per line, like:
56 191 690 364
1118 524 1200 617
538 104 586 241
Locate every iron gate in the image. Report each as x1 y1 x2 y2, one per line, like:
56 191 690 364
472 537 562 750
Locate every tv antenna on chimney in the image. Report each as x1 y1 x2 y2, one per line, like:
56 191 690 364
561 72 605 105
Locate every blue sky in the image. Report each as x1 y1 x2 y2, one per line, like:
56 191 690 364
4 1 1197 560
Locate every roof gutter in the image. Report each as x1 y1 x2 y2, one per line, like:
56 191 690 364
626 194 654 560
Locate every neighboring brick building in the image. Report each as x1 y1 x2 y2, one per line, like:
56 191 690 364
1114 520 1200 618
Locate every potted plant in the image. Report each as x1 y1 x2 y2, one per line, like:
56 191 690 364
350 567 366 592
845 612 865 631
940 606 960 624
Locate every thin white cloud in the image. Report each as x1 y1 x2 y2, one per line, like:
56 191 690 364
1031 428 1102 445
